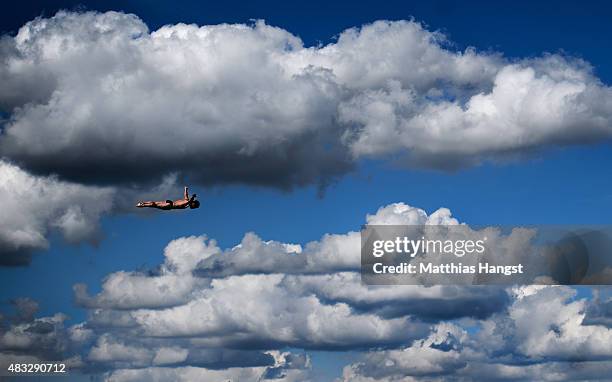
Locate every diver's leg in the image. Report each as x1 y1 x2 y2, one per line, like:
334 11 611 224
184 186 189 200
137 201 168 209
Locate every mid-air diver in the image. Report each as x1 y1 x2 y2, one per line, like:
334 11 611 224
136 186 200 210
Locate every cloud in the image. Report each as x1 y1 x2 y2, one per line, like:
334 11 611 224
194 203 458 277
0 158 188 267
74 235 216 310
284 274 509 321
4 202 612 380
1 11 611 192
339 286 612 381
105 357 312 382
58 202 514 381
104 367 268 382
0 11 351 190
0 160 114 266
9 297 39 323
339 56 612 169
128 274 428 350
2 11 611 267
488 286 612 360
78 203 508 323
74 272 200 310
340 323 468 380
0 298 310 379
584 287 612 327
0 303 72 366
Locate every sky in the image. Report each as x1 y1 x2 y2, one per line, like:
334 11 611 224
1 1 612 381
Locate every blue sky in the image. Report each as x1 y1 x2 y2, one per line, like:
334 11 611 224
1 1 612 380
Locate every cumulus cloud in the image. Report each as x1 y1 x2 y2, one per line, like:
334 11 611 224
65 202 508 380
1 11 611 192
61 202 508 381
105 356 312 382
0 160 114 266
104 367 270 382
283 273 509 321
341 323 468 380
0 157 188 267
129 274 428 350
194 203 458 277
74 235 217 310
78 203 506 322
339 285 612 381
0 299 75 368
2 11 611 266
0 11 351 189
339 56 612 168
584 287 612 327
4 202 612 380
486 286 612 360
0 299 310 380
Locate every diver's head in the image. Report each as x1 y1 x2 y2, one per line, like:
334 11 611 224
189 200 200 209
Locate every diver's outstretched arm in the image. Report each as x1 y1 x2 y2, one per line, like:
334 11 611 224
184 186 189 200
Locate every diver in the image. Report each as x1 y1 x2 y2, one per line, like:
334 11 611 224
136 186 200 210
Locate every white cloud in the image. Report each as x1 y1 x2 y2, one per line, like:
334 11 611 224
1 11 610 191
365 203 459 225
74 272 199 310
500 286 612 359
0 160 114 265
163 235 220 274
342 323 467 379
0 301 71 369
129 273 427 348
195 203 460 277
88 335 151 364
152 346 189 366
68 202 503 369
101 350 311 381
74 235 220 309
4 202 612 379
339 285 612 381
340 57 612 168
105 364 310 382
2 10 611 267
0 11 349 189
0 159 188 267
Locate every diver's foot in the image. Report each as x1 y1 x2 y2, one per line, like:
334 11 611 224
136 202 144 207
